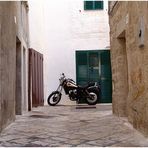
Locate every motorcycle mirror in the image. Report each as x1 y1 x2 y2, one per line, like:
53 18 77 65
62 73 65 76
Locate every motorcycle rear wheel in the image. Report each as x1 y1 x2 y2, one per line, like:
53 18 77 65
86 88 99 105
47 91 61 106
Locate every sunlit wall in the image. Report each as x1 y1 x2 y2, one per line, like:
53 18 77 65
29 0 110 105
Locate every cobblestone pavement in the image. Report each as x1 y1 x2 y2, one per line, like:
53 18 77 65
0 104 148 147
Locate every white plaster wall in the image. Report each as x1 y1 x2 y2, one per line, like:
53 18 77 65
28 0 45 53
29 0 110 105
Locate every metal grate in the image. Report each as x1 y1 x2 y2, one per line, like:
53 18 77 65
76 105 96 109
29 115 56 119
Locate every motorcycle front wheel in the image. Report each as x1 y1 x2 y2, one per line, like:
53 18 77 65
86 88 99 105
47 91 61 106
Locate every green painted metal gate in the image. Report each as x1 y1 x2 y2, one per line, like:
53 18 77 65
76 50 112 103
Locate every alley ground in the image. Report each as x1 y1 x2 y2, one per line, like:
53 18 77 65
0 104 148 147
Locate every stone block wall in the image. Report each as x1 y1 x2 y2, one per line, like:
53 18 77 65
0 2 16 132
109 1 148 136
0 1 29 132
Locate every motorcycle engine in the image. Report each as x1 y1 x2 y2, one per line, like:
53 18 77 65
69 90 77 101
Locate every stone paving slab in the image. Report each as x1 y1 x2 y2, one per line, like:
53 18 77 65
0 104 148 147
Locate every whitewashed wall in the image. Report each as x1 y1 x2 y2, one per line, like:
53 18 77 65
29 0 110 105
28 0 45 53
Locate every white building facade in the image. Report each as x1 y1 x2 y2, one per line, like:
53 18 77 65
29 0 110 105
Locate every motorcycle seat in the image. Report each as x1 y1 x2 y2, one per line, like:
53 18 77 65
78 82 96 89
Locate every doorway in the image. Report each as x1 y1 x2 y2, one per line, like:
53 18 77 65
16 37 22 115
76 50 112 103
117 33 128 116
23 47 27 111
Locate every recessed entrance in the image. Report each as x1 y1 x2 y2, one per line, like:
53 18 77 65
23 47 27 111
117 31 128 116
15 37 22 115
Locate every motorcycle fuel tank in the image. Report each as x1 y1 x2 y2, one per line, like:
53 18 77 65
66 81 78 88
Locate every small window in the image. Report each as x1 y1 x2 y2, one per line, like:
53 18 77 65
84 1 104 10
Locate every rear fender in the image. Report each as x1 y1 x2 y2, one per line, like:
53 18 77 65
87 86 98 91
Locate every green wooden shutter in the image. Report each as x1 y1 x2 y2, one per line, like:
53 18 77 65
84 1 93 10
84 1 104 10
94 1 104 10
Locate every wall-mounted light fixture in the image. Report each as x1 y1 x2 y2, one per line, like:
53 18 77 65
138 16 145 48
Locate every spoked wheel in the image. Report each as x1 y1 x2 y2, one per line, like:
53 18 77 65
86 88 99 105
47 91 61 106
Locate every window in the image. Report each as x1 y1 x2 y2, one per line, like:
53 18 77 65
84 1 104 10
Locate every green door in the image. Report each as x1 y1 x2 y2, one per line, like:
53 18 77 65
76 51 89 85
76 50 112 103
100 51 112 103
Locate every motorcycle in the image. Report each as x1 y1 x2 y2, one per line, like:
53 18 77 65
47 73 101 106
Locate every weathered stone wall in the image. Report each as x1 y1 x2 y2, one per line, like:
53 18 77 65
0 1 29 132
109 1 148 136
0 1 16 132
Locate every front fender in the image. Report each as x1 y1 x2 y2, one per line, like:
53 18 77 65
51 91 62 97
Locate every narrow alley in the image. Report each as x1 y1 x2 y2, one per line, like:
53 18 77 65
0 1 148 147
0 104 148 147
